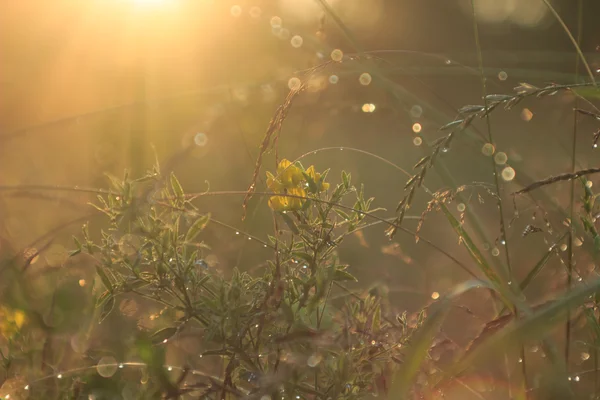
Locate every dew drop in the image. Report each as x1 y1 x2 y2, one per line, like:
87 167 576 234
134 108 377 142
97 356 118 378
57 374 63 379
521 108 533 121
431 291 440 300
581 352 590 360
194 133 208 147
494 152 508 165
457 203 466 212
482 143 495 156
359 72 372 86
501 166 516 181
235 231 240 235
288 77 301 90
491 247 500 257
290 35 303 48
586 181 593 188
331 49 343 62
412 123 422 133
560 243 568 252
361 103 376 113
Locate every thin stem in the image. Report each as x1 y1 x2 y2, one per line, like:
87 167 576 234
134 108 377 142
566 0 584 372
540 0 596 86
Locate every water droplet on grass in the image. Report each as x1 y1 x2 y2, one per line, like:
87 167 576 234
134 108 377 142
494 152 508 165
291 35 303 48
331 49 343 62
501 167 516 181
482 143 495 156
521 108 533 121
97 356 118 378
359 73 372 85
288 77 301 90
194 133 208 146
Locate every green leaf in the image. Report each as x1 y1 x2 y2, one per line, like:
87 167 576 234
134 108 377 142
150 327 178 345
302 171 318 194
99 296 115 323
371 303 381 333
280 212 300 235
170 172 184 201
341 171 351 190
439 119 464 131
186 213 210 243
96 266 113 293
68 248 82 257
292 251 314 264
333 269 357 282
334 209 351 221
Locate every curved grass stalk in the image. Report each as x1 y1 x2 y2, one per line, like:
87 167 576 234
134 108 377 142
540 0 596 87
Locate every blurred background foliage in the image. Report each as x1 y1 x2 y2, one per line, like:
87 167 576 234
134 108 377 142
1 0 600 398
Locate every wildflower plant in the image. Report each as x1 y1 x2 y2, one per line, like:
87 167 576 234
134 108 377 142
2 157 419 399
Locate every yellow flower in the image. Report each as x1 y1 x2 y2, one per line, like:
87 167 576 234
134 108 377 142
287 186 307 210
268 187 306 212
276 159 304 188
306 165 330 193
0 306 26 339
266 171 284 193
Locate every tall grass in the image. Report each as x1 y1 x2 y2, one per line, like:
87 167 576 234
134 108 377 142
1 2 600 399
